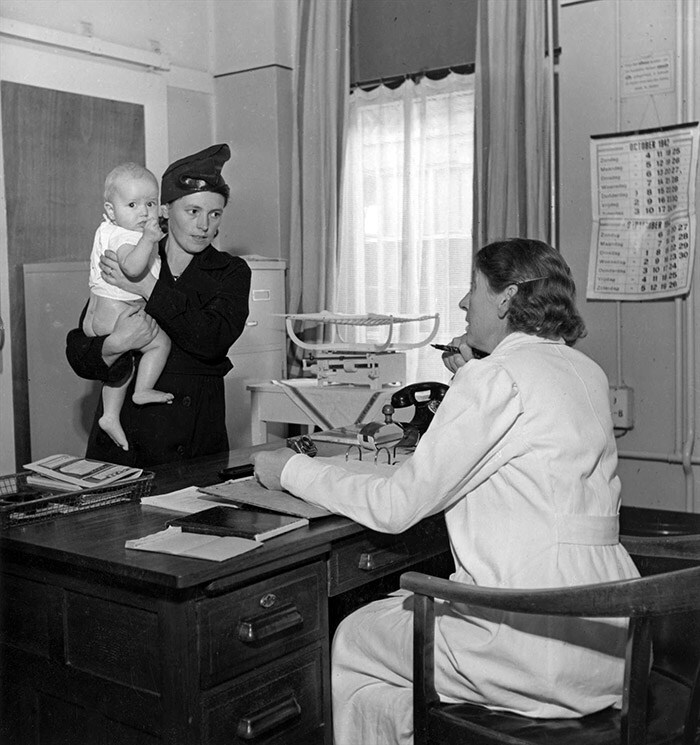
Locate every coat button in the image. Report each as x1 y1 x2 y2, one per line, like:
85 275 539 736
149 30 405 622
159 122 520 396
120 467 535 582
182 396 192 407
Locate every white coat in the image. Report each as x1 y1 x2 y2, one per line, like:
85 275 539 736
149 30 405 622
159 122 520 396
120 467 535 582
281 332 640 745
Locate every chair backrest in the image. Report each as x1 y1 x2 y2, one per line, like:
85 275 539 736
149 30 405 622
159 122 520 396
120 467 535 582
402 566 700 617
401 565 700 745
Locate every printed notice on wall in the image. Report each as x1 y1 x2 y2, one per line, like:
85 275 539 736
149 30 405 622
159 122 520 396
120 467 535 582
621 52 673 97
587 122 699 301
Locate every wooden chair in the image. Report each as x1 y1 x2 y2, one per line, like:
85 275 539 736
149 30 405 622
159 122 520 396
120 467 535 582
400 566 700 745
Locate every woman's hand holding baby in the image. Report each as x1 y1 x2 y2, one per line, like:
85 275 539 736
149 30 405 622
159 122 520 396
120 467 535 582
101 306 158 367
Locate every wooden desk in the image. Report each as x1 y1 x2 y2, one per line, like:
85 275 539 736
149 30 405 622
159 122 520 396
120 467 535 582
2 449 699 745
0 446 449 745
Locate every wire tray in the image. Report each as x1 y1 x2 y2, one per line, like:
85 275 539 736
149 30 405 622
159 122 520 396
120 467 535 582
0 470 154 529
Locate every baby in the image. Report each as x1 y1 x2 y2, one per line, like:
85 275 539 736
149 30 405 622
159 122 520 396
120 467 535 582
82 162 173 451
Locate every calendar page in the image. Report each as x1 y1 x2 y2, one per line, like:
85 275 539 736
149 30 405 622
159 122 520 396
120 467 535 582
587 122 698 301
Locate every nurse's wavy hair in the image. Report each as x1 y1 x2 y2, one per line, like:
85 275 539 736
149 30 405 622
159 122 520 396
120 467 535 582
474 238 586 346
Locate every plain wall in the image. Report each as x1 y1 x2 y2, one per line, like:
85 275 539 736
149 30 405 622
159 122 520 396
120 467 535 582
211 0 295 260
558 0 700 511
0 0 212 71
212 0 295 73
215 67 293 258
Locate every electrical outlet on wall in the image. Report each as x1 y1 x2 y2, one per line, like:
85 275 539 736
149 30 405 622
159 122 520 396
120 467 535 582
609 385 634 429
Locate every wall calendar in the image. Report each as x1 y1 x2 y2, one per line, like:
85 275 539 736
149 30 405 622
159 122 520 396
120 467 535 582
587 122 698 301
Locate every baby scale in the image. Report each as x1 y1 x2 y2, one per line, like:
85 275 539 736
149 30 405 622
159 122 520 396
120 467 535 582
282 311 441 389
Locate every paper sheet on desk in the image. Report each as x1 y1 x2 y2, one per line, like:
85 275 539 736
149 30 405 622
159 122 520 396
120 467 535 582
125 526 261 561
142 486 238 514
198 479 332 519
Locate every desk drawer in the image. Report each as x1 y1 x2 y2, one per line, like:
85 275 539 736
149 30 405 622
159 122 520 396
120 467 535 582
328 518 448 596
198 562 326 689
202 644 325 745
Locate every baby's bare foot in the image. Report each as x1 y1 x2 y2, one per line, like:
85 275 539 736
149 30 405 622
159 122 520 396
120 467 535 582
132 389 174 406
99 414 129 450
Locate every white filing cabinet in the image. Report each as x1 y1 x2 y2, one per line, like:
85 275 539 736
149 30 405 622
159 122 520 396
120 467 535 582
225 257 287 447
23 257 286 460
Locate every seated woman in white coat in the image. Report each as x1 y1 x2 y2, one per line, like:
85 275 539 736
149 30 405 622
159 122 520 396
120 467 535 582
252 238 640 745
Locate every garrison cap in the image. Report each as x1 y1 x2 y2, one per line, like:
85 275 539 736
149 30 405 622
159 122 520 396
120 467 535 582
160 143 230 204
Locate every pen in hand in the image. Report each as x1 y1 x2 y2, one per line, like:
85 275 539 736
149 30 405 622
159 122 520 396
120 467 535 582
431 343 461 354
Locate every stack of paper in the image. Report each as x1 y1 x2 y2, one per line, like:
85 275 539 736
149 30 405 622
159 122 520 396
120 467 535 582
24 454 142 491
141 486 218 513
198 479 332 519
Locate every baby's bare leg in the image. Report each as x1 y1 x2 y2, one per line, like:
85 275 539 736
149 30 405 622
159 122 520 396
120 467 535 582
132 327 174 406
83 293 137 449
99 373 133 450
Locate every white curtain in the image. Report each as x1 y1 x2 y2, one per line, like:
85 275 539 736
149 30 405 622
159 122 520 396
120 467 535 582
336 73 475 383
474 0 552 246
288 0 351 365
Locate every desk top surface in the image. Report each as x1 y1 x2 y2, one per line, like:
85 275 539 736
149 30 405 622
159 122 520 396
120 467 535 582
2 446 699 592
0 444 367 592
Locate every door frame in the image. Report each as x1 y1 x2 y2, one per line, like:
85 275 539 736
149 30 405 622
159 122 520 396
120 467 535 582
0 34 168 472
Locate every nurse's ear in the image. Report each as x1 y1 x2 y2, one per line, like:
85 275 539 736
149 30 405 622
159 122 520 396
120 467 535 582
497 284 518 319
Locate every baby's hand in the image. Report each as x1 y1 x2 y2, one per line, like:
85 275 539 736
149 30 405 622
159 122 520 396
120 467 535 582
143 217 164 243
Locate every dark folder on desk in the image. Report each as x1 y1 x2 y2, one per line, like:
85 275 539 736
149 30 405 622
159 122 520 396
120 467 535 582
198 479 332 519
170 506 308 542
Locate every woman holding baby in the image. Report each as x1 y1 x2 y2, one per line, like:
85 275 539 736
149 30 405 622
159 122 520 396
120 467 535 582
66 144 251 467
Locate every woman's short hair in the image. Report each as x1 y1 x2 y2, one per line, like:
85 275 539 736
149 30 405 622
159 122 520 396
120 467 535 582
474 238 586 346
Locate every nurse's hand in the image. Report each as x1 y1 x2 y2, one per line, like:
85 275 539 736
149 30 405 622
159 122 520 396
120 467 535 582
100 249 156 300
251 449 297 492
441 333 474 374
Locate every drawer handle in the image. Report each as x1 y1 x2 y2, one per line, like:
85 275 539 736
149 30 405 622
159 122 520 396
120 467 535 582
237 692 301 740
237 602 303 644
358 544 410 572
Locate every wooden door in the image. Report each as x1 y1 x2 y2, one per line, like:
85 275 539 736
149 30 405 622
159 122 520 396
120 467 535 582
1 81 145 466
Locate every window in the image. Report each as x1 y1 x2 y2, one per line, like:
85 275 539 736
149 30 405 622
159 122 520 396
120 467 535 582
336 73 474 382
